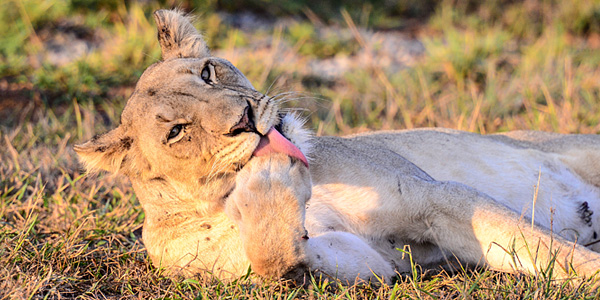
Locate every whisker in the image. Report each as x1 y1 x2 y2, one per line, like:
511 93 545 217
264 75 284 96
206 158 224 183
206 160 231 184
270 91 303 98
279 108 312 115
274 97 321 105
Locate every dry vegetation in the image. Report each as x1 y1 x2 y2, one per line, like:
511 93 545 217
2 0 600 298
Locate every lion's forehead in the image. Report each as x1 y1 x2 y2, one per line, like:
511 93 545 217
137 57 251 85
134 59 205 89
122 61 258 124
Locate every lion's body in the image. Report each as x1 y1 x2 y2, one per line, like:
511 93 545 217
304 129 600 280
312 129 600 248
75 9 600 283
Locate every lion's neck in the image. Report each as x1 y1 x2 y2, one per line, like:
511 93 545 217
130 177 249 276
131 175 234 218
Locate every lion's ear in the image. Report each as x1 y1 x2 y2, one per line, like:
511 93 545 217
74 126 133 174
153 9 210 60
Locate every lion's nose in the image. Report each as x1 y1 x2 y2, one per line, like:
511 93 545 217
226 105 256 136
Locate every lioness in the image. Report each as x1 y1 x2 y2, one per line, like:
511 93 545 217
75 9 600 283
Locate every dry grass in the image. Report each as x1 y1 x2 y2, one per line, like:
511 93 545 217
2 0 600 298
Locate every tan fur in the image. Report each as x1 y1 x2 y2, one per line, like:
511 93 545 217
75 10 600 283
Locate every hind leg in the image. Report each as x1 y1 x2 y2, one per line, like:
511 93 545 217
388 175 600 278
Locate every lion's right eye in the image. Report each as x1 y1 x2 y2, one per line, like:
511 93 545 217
168 124 183 140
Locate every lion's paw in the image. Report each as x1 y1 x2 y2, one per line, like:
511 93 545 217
224 153 311 279
226 153 311 224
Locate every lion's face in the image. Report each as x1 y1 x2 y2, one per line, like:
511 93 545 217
124 57 278 182
74 10 292 208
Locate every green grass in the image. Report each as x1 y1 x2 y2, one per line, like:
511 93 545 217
2 0 600 298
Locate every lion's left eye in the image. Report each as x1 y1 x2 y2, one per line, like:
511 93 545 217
201 65 212 84
200 64 217 84
201 67 210 81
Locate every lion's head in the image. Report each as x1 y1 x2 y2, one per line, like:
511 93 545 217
74 9 311 214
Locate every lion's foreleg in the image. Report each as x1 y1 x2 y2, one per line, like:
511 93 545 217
225 154 312 281
226 154 396 283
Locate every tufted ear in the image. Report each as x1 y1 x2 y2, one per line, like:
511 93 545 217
74 126 133 174
153 9 210 60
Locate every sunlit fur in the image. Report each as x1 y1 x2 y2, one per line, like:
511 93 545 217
76 9 600 284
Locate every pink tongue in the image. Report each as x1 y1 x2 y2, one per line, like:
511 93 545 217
252 127 309 168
